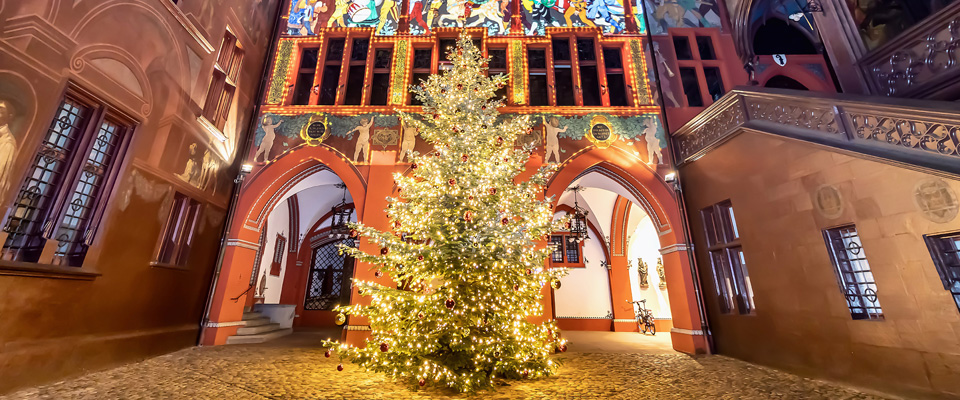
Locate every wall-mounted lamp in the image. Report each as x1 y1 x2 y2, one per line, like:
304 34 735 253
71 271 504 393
664 172 677 183
240 163 254 173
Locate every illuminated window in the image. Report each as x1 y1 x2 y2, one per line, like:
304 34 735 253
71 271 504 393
203 31 243 130
291 47 319 105
823 225 883 320
271 234 286 276
2 90 133 267
549 234 582 265
702 200 754 314
319 38 345 105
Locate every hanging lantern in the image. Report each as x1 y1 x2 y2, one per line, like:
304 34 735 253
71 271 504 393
568 185 589 242
329 183 354 239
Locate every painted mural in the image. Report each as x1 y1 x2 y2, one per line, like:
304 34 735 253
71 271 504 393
749 0 817 34
0 98 19 196
283 0 651 36
643 0 722 35
521 0 627 35
844 0 955 50
252 111 668 166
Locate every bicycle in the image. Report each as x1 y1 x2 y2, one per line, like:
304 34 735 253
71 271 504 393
628 299 656 335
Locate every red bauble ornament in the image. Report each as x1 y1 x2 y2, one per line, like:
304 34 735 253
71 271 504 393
325 349 332 358
445 298 456 309
513 284 519 291
468 196 474 200
419 379 426 387
526 269 532 275
474 87 479 93
433 114 440 120
337 364 344 371
350 229 358 238
381 247 389 255
464 211 473 222
449 179 456 186
411 163 418 169
457 84 463 90
565 221 572 229
461 154 468 162
522 371 529 378
417 254 424 261
394 220 401 228
380 342 389 352
496 136 504 145
501 217 509 225
490 188 497 195
482 105 487 111
441 88 446 94
559 344 568 352
418 312 424 319
374 270 383 278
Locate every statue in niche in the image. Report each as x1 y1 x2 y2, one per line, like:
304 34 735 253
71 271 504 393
399 123 418 162
637 258 649 287
657 257 666 288
643 119 662 165
255 115 282 163
351 117 375 163
0 100 19 196
543 116 566 163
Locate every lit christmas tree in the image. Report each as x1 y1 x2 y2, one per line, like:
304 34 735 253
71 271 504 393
322 33 569 392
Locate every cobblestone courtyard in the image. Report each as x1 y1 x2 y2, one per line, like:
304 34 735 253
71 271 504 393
2 332 891 400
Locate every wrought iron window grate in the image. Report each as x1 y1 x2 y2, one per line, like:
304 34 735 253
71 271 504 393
304 238 355 311
823 225 883 320
923 233 960 314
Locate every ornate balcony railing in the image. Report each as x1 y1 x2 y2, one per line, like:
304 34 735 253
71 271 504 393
860 2 960 99
671 87 960 177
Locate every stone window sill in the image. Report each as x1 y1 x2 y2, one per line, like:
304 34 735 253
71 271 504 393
197 115 228 142
0 259 100 281
150 261 190 271
156 0 215 53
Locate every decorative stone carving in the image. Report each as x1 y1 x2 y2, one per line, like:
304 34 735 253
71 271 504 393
914 178 959 223
656 258 666 289
814 184 844 219
865 14 960 97
637 258 648 288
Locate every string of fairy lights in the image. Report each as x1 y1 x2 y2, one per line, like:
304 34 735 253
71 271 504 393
321 31 570 393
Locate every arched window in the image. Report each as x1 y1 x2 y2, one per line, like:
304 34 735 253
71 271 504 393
304 238 355 310
764 75 809 91
752 18 818 55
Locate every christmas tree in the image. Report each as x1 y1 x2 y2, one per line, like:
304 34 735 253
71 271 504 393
323 32 569 392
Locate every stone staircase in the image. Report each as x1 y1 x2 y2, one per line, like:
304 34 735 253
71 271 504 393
224 311 292 344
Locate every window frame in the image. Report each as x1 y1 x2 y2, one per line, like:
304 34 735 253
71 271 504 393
153 192 202 268
203 30 244 130
270 234 286 276
549 233 585 268
670 29 727 108
822 224 884 321
1 86 134 268
923 231 960 314
701 200 754 315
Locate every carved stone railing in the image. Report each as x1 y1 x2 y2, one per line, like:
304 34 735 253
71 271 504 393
860 2 960 99
672 88 960 176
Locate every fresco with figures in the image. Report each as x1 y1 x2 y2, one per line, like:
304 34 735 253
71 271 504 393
642 0 722 35
284 0 656 36
251 111 668 166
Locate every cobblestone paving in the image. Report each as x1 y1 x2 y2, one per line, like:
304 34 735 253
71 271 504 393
3 336 891 400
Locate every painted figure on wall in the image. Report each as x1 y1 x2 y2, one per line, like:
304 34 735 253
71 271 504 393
178 144 201 185
178 144 218 191
351 117 375 162
378 0 400 33
524 0 560 35
644 0 720 34
565 0 596 27
643 118 662 165
329 0 351 28
399 123 418 162
288 0 318 35
0 100 18 196
653 42 680 107
588 0 625 33
543 116 567 163
256 115 283 163
467 0 507 32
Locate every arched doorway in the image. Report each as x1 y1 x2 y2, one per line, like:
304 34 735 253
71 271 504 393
201 144 368 345
544 150 709 355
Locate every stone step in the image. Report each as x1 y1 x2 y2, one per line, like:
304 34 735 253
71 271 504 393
236 323 281 335
243 317 272 327
242 312 264 321
225 328 293 345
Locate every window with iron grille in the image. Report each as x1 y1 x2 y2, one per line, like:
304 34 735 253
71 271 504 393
2 91 132 266
305 238 355 310
155 192 201 266
823 225 883 320
702 200 755 314
923 232 960 314
549 234 582 265
203 31 243 130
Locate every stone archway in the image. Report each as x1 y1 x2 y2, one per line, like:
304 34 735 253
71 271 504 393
201 144 366 345
545 149 708 354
